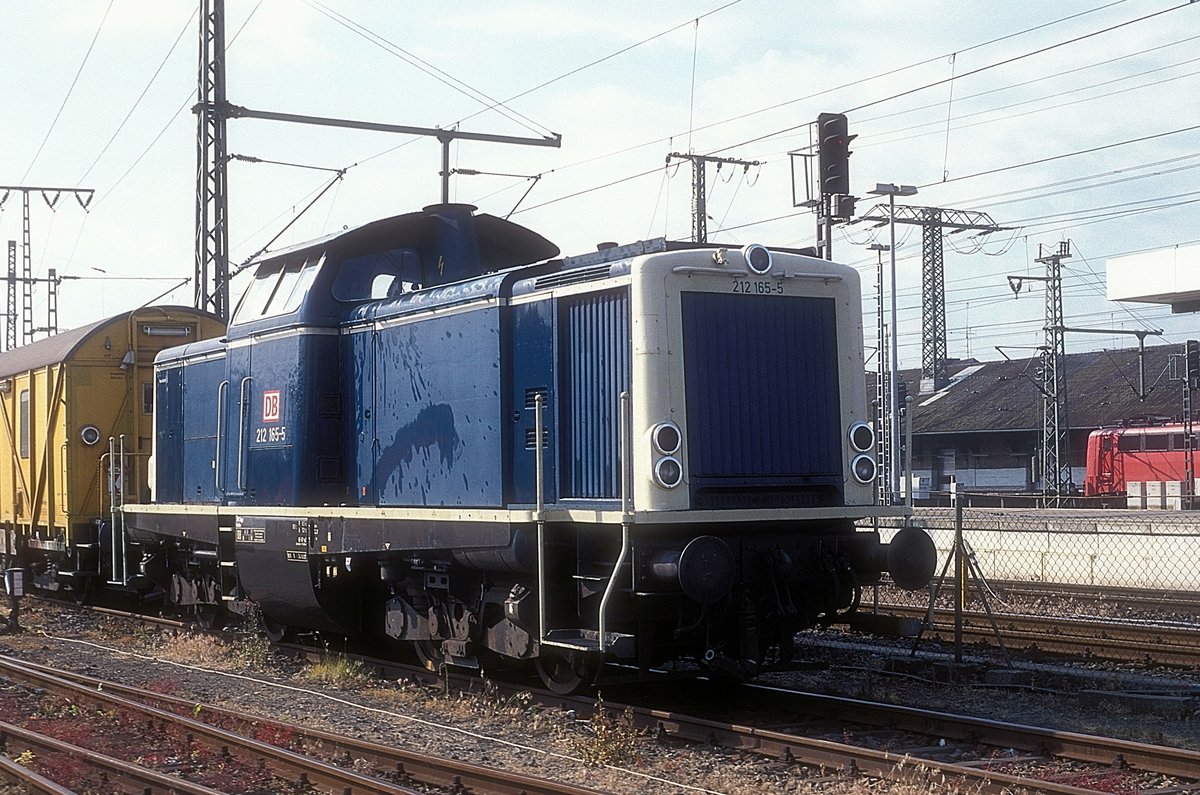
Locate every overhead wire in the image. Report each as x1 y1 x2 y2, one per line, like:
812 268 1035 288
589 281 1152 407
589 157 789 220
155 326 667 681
303 0 554 138
451 1 745 130
918 123 1200 190
21 0 116 182
90 0 266 210
514 4 1198 215
961 153 1200 209
704 2 1195 163
857 57 1200 153
464 1 1159 214
78 5 198 185
856 30 1200 127
695 0 1141 155
840 1 1192 114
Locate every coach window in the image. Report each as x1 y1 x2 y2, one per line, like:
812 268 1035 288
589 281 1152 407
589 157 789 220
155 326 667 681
19 389 29 459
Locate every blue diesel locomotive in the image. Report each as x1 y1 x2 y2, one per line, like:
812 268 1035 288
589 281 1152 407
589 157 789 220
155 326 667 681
124 204 934 692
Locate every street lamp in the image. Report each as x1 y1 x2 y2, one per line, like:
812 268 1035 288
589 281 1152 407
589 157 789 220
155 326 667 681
867 242 890 505
868 182 918 504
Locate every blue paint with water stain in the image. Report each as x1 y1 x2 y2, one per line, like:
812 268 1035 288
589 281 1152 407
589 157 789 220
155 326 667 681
360 279 507 508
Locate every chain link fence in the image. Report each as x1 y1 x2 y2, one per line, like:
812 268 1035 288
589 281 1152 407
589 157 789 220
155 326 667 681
861 503 1200 667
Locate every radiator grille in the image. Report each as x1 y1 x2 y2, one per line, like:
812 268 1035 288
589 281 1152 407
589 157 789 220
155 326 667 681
681 292 842 503
560 289 630 498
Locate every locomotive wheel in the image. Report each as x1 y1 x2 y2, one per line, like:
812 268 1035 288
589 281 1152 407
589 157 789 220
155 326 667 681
260 613 295 643
413 639 446 672
534 650 596 695
70 578 94 606
195 603 227 631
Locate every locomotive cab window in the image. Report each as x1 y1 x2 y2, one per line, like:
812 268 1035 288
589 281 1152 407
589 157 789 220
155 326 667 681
333 248 421 301
232 255 322 322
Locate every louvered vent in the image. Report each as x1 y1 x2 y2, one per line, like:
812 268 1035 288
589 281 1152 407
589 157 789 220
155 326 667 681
524 428 550 450
524 387 548 410
560 289 630 499
534 264 612 290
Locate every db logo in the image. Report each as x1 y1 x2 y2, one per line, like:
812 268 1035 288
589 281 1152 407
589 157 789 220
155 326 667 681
262 390 282 423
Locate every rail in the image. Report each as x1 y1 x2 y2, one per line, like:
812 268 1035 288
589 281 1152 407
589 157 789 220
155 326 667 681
6 653 608 795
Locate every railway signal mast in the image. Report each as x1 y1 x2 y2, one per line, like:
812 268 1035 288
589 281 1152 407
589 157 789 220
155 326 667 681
194 0 561 322
790 113 856 261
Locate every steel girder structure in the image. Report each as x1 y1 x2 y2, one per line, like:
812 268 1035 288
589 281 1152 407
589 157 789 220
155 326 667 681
195 0 230 322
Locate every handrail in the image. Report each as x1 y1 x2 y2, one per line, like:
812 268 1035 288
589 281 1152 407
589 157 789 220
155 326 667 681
597 391 633 652
214 380 228 493
104 436 130 585
236 377 252 492
107 437 118 584
118 434 128 584
535 393 546 643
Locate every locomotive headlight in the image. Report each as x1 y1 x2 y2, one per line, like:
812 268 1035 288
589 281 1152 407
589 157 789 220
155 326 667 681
851 454 877 484
654 456 684 489
848 421 874 452
80 425 101 446
651 421 681 455
742 243 772 275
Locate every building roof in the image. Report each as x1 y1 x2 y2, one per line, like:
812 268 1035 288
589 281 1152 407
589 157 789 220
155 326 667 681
880 343 1185 436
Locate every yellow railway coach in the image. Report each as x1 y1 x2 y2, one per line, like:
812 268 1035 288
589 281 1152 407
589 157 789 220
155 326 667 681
0 306 223 598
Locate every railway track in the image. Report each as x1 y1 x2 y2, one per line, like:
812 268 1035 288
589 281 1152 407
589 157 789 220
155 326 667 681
13 599 1200 794
886 604 1200 666
0 718 226 794
278 644 1200 795
583 679 1200 794
0 654 603 795
985 581 1200 616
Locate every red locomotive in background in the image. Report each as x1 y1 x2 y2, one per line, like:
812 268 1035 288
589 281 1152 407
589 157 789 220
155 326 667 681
1084 422 1198 497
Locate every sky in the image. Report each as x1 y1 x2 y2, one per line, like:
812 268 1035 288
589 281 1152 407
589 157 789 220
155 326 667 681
2 0 1198 377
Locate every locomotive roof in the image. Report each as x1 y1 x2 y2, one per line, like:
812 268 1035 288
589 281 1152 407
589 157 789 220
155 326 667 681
0 305 217 378
247 203 560 271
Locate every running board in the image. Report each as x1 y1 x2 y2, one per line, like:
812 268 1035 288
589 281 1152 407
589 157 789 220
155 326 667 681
543 629 636 658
